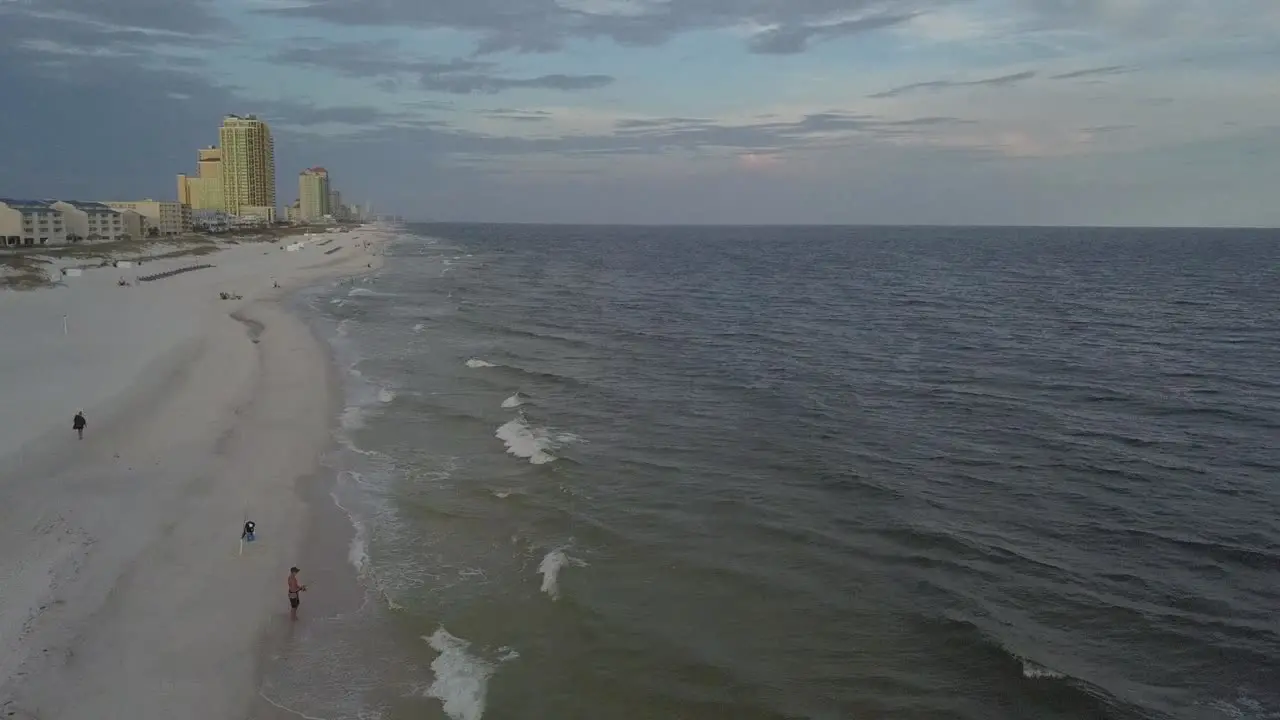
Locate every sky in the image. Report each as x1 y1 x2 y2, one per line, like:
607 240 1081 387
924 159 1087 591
1 0 1278 226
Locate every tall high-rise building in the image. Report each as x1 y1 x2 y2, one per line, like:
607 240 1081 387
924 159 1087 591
328 189 342 220
177 146 224 211
298 167 331 222
218 115 276 216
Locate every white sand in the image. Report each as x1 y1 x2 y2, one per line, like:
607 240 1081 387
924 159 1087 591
0 229 391 718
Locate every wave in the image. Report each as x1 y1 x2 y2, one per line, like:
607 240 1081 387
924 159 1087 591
423 628 499 720
1020 657 1067 680
495 418 580 465
333 487 371 577
466 358 497 368
413 323 425 332
538 548 587 601
501 393 524 409
378 388 396 403
340 406 365 430
348 287 377 297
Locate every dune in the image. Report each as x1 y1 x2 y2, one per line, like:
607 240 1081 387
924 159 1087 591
0 229 390 718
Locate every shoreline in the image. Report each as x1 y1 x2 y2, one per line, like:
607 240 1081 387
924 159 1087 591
0 227 392 719
248 285 379 720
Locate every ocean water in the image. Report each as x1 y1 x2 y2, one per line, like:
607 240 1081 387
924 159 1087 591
278 225 1279 720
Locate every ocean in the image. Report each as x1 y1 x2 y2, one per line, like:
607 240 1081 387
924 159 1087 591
268 224 1279 720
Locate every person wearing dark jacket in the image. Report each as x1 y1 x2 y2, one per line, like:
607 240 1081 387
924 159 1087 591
73 411 86 440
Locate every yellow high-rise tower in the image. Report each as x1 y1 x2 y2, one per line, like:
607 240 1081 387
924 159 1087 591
176 146 224 211
298 167 331 222
218 114 276 216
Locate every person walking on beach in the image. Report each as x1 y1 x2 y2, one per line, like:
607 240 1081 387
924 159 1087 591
73 411 86 440
287 567 307 621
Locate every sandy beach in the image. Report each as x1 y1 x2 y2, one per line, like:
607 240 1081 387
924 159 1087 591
0 229 390 719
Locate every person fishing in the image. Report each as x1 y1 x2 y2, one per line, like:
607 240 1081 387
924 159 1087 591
73 410 86 440
287 567 308 621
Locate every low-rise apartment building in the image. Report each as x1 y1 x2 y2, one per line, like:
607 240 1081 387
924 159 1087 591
50 200 129 242
0 198 67 246
102 199 192 236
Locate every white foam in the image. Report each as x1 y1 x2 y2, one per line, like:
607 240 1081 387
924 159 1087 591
1020 658 1066 680
378 388 396 403
537 548 586 601
340 406 365 430
348 287 376 297
465 358 496 368
500 393 524 409
491 490 511 499
329 298 345 306
424 628 494 720
413 323 425 332
339 499 370 576
1209 694 1278 719
495 418 571 465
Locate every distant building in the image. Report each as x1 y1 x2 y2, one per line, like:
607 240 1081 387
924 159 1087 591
118 209 147 241
328 189 342 220
177 146 225 211
192 209 231 232
219 114 276 216
50 200 128 242
286 199 301 224
298 167 330 223
0 198 68 246
238 205 277 224
102 200 192 236
229 212 272 229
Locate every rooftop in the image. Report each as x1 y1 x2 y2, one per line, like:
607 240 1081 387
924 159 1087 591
54 200 117 213
0 198 54 212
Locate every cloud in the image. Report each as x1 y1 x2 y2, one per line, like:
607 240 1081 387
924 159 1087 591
416 110 985 162
1050 65 1132 80
420 71 614 94
1081 124 1136 134
0 3 220 61
869 70 1036 98
269 41 613 94
746 12 918 54
481 109 555 122
250 0 1280 57
19 0 230 34
257 0 952 54
269 41 412 78
260 103 410 127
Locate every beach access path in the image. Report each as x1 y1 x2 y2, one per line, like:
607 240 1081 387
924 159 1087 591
0 231 387 719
